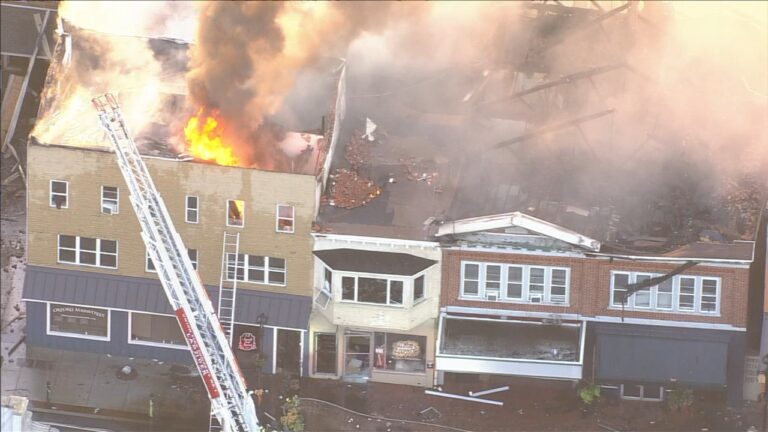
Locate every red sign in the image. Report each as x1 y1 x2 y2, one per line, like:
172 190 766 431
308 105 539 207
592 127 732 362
175 308 220 399
238 332 257 351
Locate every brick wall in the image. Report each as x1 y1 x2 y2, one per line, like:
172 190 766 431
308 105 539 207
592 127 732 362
441 249 750 327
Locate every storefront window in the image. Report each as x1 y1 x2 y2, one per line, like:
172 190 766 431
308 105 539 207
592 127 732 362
48 303 109 338
130 312 186 346
314 333 337 374
373 332 426 374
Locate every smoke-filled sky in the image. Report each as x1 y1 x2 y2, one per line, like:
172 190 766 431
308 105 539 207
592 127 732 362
34 1 766 230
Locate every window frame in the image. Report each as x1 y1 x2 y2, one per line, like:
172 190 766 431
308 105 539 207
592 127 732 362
226 199 245 228
186 195 199 224
460 261 571 305
50 180 69 209
57 235 118 269
128 311 188 350
226 253 287 287
413 274 426 304
276 204 295 233
101 185 119 215
609 271 721 315
338 274 408 307
620 384 664 401
313 332 338 375
46 302 110 341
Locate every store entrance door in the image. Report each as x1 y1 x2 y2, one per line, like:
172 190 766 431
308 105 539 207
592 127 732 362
343 333 372 382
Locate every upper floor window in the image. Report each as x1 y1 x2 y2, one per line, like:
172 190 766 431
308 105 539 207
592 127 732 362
226 253 285 286
186 196 199 223
147 248 198 272
460 261 570 304
414 275 426 303
227 199 244 227
101 186 119 214
341 275 404 306
50 180 68 209
58 235 117 268
610 271 720 314
276 204 295 233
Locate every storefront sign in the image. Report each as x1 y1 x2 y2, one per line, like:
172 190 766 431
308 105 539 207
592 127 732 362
238 332 257 351
175 308 220 398
51 305 106 319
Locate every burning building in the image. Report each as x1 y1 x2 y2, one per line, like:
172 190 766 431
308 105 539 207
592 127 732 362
22 17 346 377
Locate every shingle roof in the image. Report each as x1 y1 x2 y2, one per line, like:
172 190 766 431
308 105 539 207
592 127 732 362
314 248 437 276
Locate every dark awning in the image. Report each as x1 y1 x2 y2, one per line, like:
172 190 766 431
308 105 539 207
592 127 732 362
314 248 437 276
595 324 729 386
23 265 311 329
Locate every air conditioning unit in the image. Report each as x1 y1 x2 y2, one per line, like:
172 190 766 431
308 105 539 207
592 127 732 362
486 292 499 301
314 290 331 310
529 294 543 303
102 203 118 214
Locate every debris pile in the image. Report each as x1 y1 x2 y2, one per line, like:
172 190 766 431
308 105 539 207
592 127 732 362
345 130 371 170
722 176 763 240
326 168 382 209
402 158 438 185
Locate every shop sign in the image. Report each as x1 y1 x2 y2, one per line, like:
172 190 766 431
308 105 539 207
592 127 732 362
51 305 106 319
238 332 257 351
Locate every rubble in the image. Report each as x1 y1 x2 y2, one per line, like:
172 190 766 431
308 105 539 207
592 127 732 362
326 169 382 209
345 131 372 171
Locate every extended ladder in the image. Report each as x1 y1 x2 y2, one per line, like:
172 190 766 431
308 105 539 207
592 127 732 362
211 232 242 432
92 94 259 432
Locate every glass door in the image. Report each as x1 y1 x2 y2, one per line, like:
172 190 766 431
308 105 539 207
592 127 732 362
343 333 372 382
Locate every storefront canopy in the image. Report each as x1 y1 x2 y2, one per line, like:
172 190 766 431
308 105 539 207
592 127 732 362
314 249 437 276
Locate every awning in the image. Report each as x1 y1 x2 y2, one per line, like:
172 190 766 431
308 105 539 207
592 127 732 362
595 324 729 386
314 249 437 276
23 265 311 329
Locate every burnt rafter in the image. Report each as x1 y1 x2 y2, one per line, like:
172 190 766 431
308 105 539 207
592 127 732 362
479 63 625 108
494 109 614 149
532 2 632 55
620 260 698 321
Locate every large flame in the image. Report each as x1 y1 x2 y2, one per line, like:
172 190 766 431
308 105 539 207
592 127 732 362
184 111 240 167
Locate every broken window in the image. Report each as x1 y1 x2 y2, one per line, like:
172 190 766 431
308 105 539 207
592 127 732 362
314 333 337 374
58 235 117 269
227 199 244 227
101 186 119 214
276 204 295 233
413 275 425 303
50 180 68 209
186 196 199 223
48 303 109 339
323 267 333 294
678 277 696 311
130 312 186 346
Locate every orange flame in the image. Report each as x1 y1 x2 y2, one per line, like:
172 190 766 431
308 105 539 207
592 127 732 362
184 110 240 166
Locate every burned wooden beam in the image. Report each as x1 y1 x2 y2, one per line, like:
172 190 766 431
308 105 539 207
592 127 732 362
479 63 624 108
620 261 698 321
534 2 632 55
494 109 615 149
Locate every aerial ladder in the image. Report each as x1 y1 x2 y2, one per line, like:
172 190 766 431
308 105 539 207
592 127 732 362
92 94 259 432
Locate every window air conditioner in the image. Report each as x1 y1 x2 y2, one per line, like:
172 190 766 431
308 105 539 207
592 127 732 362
486 292 499 301
529 294 543 303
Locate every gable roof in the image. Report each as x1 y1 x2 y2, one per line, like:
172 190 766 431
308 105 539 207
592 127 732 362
436 211 601 252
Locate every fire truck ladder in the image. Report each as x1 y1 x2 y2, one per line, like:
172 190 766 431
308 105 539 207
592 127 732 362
92 94 259 432
218 232 241 344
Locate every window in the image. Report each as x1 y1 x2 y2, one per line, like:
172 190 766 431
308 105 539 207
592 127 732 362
101 186 119 214
276 204 295 233
58 235 117 268
413 275 425 303
226 254 286 286
374 333 426 374
227 199 244 227
610 272 720 314
461 263 480 297
147 248 198 272
130 312 186 347
314 333 337 374
50 180 68 209
621 384 664 401
340 276 407 306
322 268 332 294
48 303 109 339
186 196 199 223
461 261 570 305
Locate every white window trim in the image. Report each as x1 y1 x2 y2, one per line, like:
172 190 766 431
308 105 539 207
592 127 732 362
57 235 118 269
46 302 111 341
321 266 333 295
226 199 245 228
276 204 295 234
226 254 287 287
459 261 571 306
50 179 69 209
127 311 189 350
185 195 199 224
338 273 408 308
413 272 427 305
609 272 721 316
100 185 119 215
620 384 664 401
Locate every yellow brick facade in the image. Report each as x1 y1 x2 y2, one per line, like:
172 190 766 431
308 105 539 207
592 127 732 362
27 143 317 298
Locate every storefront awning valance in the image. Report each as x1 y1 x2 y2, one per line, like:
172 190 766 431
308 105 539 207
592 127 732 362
314 249 437 276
